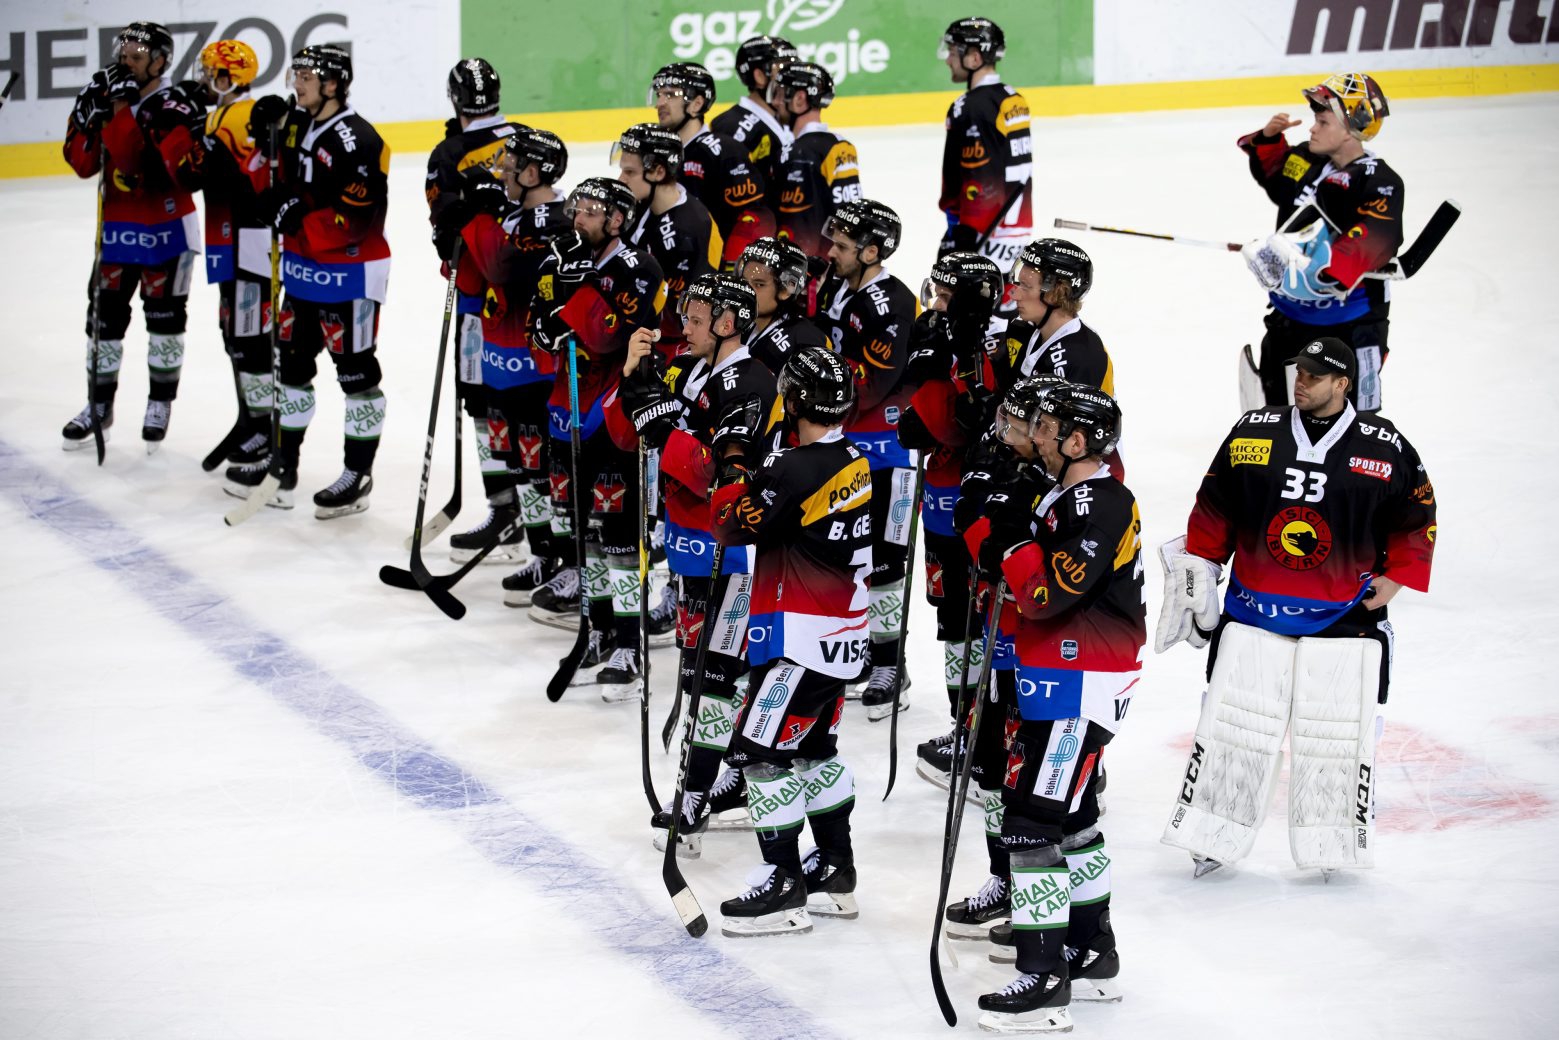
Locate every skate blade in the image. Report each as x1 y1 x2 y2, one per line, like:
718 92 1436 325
915 758 953 791
450 543 528 566
567 665 603 688
62 430 111 451
651 830 702 859
528 606 583 631
988 945 1017 965
144 440 162 456
223 482 294 509
977 1005 1072 1034
705 809 752 832
864 698 909 722
315 498 369 520
947 918 1007 941
1069 977 1122 1003
646 629 677 649
719 906 812 938
1192 856 1224 879
843 683 866 702
501 589 537 608
599 681 642 703
805 892 858 919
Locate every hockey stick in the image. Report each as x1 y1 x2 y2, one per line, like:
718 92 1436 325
0 72 18 112
637 437 660 811
882 454 927 798
375 247 466 616
659 539 724 937
224 123 286 526
546 335 592 702
1360 199 1461 281
930 579 1005 1027
403 357 464 550
87 156 107 466
201 365 250 471
1053 216 1240 252
377 514 520 619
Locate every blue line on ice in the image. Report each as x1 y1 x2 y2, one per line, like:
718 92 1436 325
0 439 841 1040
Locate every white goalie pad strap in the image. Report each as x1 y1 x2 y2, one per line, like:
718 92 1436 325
1162 621 1295 865
1288 635 1383 870
1154 535 1223 654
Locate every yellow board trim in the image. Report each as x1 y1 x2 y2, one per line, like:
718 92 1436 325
8 63 1557 180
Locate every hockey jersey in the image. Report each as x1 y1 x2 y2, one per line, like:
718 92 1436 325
939 78 1033 270
273 104 391 303
774 123 861 260
461 190 568 390
820 269 918 470
745 308 831 375
1186 404 1435 636
711 97 790 214
425 115 520 313
1006 316 1115 394
1239 131 1405 325
626 186 723 352
682 127 774 266
657 346 780 577
712 429 873 679
63 77 200 267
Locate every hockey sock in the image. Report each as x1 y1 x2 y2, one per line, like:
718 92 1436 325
686 686 738 791
1009 846 1070 976
1064 832 1112 949
86 338 124 400
797 756 855 863
744 763 806 874
477 426 509 497
608 558 640 649
584 546 610 622
519 482 552 555
343 388 386 472
240 371 274 427
146 332 184 401
984 790 1010 878
278 383 317 466
868 579 905 668
945 638 983 716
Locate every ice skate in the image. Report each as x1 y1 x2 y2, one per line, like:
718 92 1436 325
528 567 581 629
502 556 561 607
801 847 858 919
645 581 677 648
861 665 911 721
313 469 372 519
704 766 752 830
597 647 642 702
946 874 1010 939
651 793 709 859
719 864 811 938
977 971 1072 1034
1192 855 1223 878
566 629 613 687
988 920 1017 964
141 399 171 453
61 402 112 451
1064 934 1122 1002
225 429 270 465
449 500 523 564
223 458 296 509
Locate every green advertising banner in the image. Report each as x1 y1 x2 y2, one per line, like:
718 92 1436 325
463 0 1093 113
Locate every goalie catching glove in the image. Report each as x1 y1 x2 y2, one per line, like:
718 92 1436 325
1154 535 1223 653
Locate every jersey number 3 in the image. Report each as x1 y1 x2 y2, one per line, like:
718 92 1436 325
1281 468 1326 503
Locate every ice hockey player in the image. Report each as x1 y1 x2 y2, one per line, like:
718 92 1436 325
736 236 830 374
618 274 774 846
891 252 1008 775
1002 239 1113 394
445 125 573 601
937 17 1033 274
528 177 667 685
1157 336 1435 876
61 22 200 453
768 62 861 267
710 35 796 195
962 382 1142 1032
1238 73 1403 410
648 63 772 266
710 344 871 937
613 122 722 360
229 45 391 517
427 58 531 563
817 199 916 718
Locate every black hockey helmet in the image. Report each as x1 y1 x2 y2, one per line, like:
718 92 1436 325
115 22 174 63
503 126 568 184
997 375 1066 443
1041 383 1121 458
448 57 501 117
779 345 856 425
679 272 758 338
649 62 716 113
940 18 1006 64
567 176 638 229
291 44 353 96
738 236 809 298
825 198 902 261
1012 238 1093 300
766 61 835 111
735 35 798 91
923 251 1004 322
610 123 683 179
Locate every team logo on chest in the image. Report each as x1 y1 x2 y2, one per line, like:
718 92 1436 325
1265 505 1333 571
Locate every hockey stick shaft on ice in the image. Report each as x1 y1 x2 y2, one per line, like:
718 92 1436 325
637 435 660 812
547 335 592 702
882 454 927 799
404 389 463 550
87 154 107 465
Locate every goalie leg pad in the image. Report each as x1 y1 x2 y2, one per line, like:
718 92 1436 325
1288 635 1383 870
1162 622 1295 865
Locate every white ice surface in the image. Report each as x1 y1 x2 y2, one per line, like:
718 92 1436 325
2 94 1558 1039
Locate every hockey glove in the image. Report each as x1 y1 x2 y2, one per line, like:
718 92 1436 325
257 187 306 236
953 434 1013 533
443 117 462 139
620 367 685 450
1154 534 1223 653
895 405 938 452
983 470 1045 531
530 305 569 355
551 230 595 286
461 168 510 217
978 522 1030 581
712 394 765 466
953 384 996 440
103 67 141 107
71 87 113 133
938 221 980 258
249 95 291 155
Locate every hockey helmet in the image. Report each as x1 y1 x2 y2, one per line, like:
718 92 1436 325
738 237 810 298
779 345 856 425
448 58 501 117
825 199 902 261
1304 73 1389 142
679 273 758 338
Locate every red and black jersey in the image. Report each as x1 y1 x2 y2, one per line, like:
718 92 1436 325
682 128 774 266
1186 404 1435 636
63 78 199 267
626 187 723 353
1004 317 1115 395
940 78 1033 269
424 115 517 234
273 105 391 303
819 270 917 470
460 191 569 390
712 429 873 679
745 309 831 375
1238 131 1405 323
711 97 789 210
774 123 861 260
657 347 780 577
547 239 667 447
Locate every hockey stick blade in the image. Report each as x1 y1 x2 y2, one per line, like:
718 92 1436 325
1397 199 1461 278
376 564 468 620
546 619 590 702
200 422 248 472
666 876 708 937
223 474 279 526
